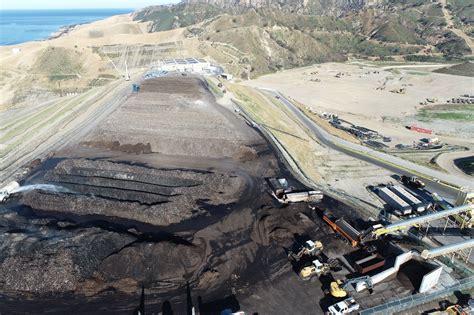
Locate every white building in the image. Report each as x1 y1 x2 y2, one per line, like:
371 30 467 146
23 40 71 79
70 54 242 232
152 57 212 74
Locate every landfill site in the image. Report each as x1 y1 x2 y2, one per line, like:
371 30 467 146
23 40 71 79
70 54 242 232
0 66 473 315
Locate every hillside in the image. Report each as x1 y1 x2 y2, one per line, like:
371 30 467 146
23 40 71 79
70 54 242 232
136 3 472 78
434 61 474 76
134 1 473 78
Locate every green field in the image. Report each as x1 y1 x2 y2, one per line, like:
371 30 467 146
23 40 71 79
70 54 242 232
417 104 474 121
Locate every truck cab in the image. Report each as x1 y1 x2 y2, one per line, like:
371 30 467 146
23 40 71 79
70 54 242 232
327 297 360 314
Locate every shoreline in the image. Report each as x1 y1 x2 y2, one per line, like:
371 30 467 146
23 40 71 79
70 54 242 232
0 9 133 46
47 22 86 41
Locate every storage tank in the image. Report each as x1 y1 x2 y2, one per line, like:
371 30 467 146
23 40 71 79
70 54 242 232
0 181 20 202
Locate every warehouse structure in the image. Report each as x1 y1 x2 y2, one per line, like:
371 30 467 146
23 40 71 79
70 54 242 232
149 57 223 75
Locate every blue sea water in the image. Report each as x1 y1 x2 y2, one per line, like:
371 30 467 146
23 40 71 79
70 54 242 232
0 9 133 46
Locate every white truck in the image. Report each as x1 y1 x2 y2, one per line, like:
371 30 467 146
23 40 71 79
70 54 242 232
327 297 360 315
0 181 20 203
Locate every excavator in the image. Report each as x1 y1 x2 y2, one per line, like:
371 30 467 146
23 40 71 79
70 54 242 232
288 240 323 262
330 276 374 298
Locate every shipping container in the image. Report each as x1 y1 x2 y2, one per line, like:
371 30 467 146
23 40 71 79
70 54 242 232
354 253 385 274
410 125 433 134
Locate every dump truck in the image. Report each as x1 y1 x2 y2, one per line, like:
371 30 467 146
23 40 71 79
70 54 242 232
299 259 330 280
288 240 323 261
327 297 360 315
353 253 385 274
323 213 361 248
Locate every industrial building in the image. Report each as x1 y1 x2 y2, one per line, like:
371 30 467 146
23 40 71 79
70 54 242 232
377 187 412 215
149 57 223 75
388 185 426 213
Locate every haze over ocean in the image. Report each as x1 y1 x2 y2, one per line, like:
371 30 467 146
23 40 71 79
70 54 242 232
0 9 132 45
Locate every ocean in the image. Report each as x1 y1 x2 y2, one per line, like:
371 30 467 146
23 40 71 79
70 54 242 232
0 9 133 46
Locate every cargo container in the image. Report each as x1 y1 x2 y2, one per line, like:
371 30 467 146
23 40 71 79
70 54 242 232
377 187 412 215
353 253 385 274
389 185 426 213
410 125 433 134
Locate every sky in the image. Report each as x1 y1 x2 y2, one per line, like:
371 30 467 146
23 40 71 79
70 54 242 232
0 0 180 10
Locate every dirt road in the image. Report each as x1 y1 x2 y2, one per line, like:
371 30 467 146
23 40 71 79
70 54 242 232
439 0 474 54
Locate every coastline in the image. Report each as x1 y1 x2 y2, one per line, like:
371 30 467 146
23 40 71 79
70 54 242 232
48 22 86 40
0 9 133 46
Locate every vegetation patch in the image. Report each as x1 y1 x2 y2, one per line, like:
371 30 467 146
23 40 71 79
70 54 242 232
434 62 474 77
417 104 474 121
33 47 83 81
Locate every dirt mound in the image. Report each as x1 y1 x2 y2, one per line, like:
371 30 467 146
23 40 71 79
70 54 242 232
22 158 246 226
82 76 262 158
80 141 152 154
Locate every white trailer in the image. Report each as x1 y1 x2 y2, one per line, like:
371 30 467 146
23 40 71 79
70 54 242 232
377 186 412 215
389 185 426 213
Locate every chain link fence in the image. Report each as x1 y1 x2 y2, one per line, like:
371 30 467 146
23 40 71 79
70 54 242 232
360 276 474 314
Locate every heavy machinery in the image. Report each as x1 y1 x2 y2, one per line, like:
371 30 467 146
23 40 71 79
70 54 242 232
401 175 425 188
330 276 373 298
322 213 361 247
321 212 382 248
299 259 330 280
427 304 469 315
288 240 323 261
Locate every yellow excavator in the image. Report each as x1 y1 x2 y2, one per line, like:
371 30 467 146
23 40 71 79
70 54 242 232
330 276 374 298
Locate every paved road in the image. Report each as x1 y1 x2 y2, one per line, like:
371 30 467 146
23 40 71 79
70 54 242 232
259 88 473 199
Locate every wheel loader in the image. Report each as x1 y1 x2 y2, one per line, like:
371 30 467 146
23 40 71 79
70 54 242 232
288 240 323 261
299 259 331 280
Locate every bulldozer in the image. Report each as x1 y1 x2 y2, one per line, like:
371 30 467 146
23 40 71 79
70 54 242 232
288 240 323 261
329 276 373 298
299 259 331 280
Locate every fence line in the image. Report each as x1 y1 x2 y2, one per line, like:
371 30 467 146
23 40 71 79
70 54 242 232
360 276 474 314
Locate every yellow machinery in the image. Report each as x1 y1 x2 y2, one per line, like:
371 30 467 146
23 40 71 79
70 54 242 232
330 280 347 298
288 240 323 261
329 276 374 298
446 305 468 315
299 259 330 280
